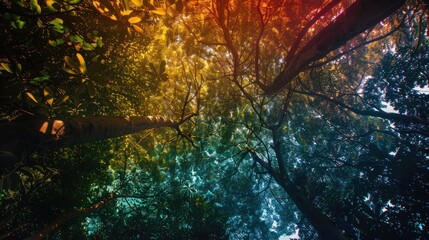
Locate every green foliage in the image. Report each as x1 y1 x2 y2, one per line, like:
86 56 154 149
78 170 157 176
1 0 428 239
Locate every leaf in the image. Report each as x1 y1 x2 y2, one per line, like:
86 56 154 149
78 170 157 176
49 18 64 33
133 25 144 33
131 0 143 7
30 0 42 14
1 63 13 74
82 42 95 51
13 19 26 29
32 73 50 83
63 66 78 75
97 38 104 47
128 16 141 24
44 87 54 106
47 98 54 106
99 0 116 14
26 92 38 103
64 56 79 72
16 63 22 74
67 0 82 5
46 0 60 12
150 8 166 15
48 40 57 46
57 95 69 104
122 10 133 16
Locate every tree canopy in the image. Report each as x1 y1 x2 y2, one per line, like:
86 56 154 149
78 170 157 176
1 0 428 239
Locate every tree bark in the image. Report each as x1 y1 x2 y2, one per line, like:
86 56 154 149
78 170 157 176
249 150 347 239
264 0 406 94
0 114 195 171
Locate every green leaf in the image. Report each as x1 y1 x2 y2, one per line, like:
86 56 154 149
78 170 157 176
30 0 42 14
82 42 94 51
56 39 65 45
1 63 13 74
97 38 104 47
12 19 26 29
67 0 82 5
75 35 84 44
32 73 50 83
49 18 64 33
16 63 22 75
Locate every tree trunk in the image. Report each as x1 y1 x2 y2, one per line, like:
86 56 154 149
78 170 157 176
0 115 193 171
249 150 347 239
279 179 347 240
265 0 406 94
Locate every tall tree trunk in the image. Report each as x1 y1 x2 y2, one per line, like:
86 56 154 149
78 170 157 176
278 178 347 239
249 150 347 239
265 0 406 94
0 114 194 171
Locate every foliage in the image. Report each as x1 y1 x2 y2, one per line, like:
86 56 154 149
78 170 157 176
1 0 428 239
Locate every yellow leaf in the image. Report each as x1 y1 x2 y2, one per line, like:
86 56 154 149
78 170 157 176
76 53 87 74
47 98 54 106
64 56 79 71
133 25 144 33
63 66 78 75
43 87 54 106
128 16 141 24
93 1 106 14
26 92 38 103
58 95 69 104
1 63 13 73
150 8 166 15
131 0 143 7
121 10 133 16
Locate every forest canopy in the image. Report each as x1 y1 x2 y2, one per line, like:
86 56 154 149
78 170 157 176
0 0 428 239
